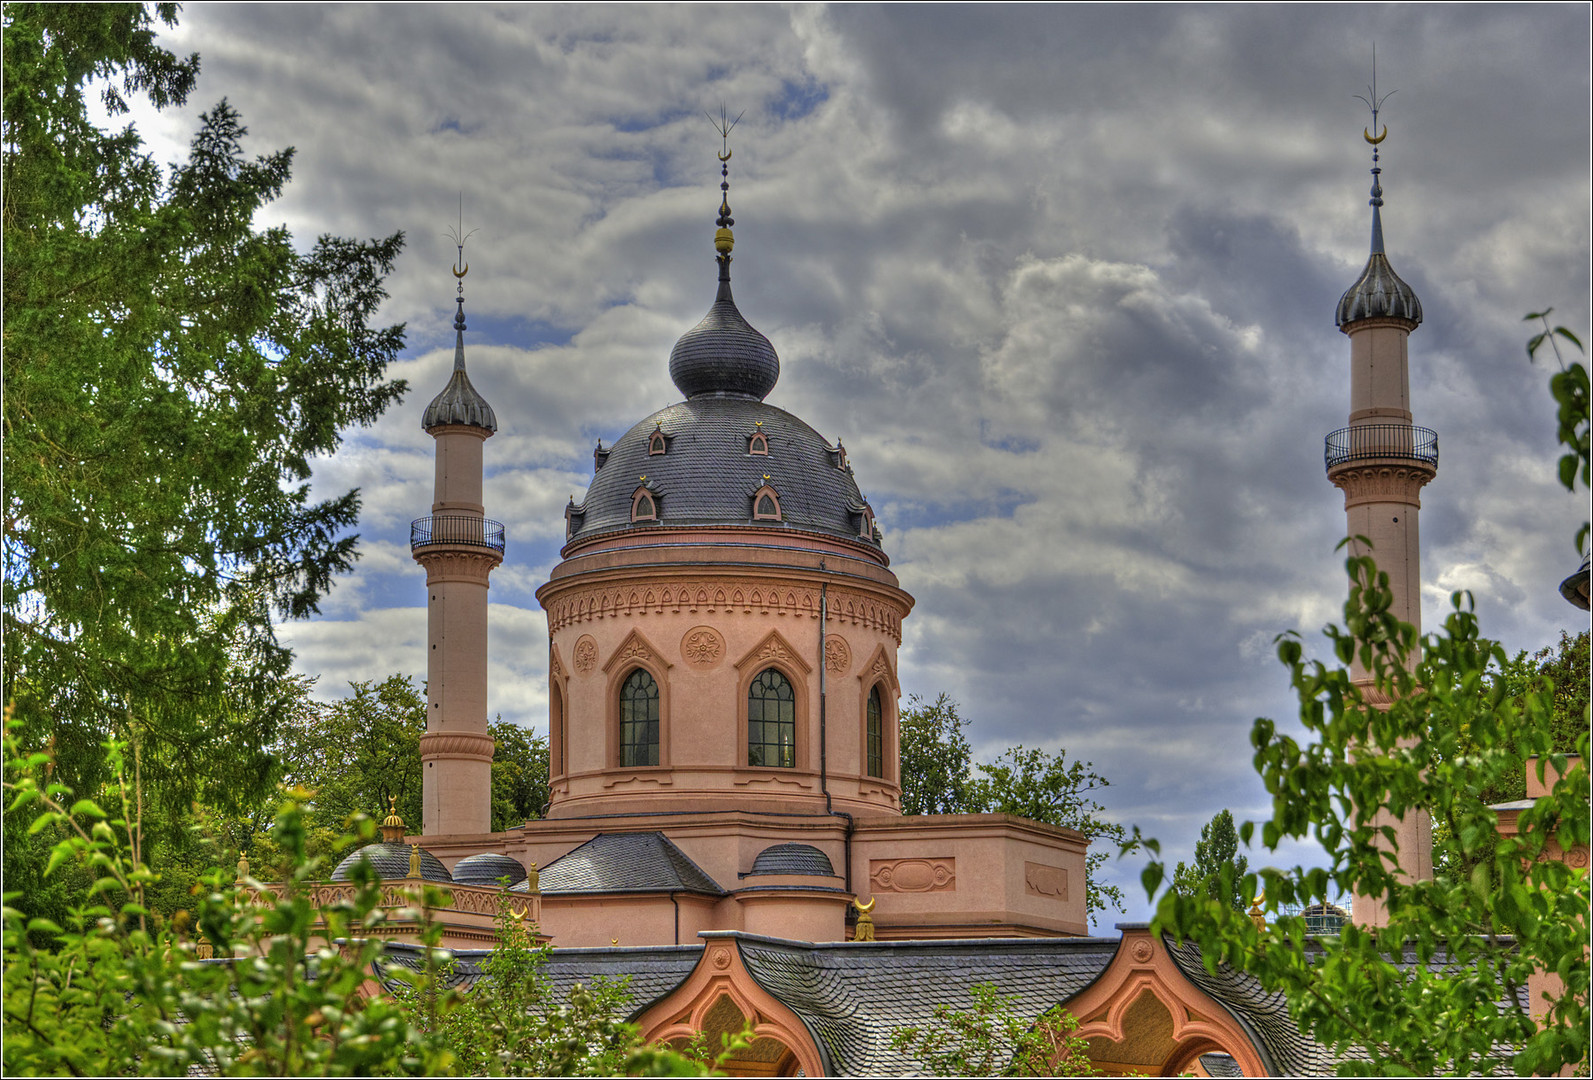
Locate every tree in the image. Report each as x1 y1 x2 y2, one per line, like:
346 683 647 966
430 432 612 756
1169 809 1250 913
899 694 1129 919
491 719 550 831
2 3 408 844
1140 315 1591 1075
899 693 977 817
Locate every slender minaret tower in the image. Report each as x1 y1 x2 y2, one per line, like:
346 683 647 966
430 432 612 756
411 227 503 837
1326 81 1438 926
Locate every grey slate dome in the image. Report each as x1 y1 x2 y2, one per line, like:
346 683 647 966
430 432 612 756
566 396 877 548
330 842 453 884
451 852 528 888
746 843 835 878
668 281 780 401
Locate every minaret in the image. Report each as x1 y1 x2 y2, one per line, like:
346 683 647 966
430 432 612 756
411 228 503 837
1326 84 1438 926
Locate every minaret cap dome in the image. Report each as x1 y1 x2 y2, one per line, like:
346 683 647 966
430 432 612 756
423 367 498 431
668 289 781 400
1336 251 1422 329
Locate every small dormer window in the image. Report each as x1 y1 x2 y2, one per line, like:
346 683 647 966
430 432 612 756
749 430 769 456
860 508 875 540
648 424 669 456
632 485 659 523
594 439 610 471
830 439 848 469
752 483 781 522
565 497 585 539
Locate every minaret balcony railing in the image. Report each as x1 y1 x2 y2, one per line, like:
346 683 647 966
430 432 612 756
410 515 506 554
1323 424 1438 472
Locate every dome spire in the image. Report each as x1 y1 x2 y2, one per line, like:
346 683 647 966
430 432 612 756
422 199 499 431
668 111 781 400
1336 52 1421 330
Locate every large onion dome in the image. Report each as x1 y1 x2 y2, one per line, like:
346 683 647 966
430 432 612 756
668 276 780 400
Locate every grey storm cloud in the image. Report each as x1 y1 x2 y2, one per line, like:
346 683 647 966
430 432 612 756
113 3 1591 926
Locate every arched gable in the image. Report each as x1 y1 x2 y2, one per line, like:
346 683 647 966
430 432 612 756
634 936 824 1077
1061 927 1268 1076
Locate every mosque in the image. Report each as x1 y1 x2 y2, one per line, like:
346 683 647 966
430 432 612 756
320 118 1580 1076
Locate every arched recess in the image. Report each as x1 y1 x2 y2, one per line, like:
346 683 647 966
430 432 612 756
549 645 570 783
857 643 902 787
601 628 673 770
1062 930 1267 1076
734 630 812 772
635 940 824 1077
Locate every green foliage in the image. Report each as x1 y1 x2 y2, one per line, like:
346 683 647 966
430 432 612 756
490 719 550 831
277 675 425 837
2 2 407 852
889 982 1098 1077
1170 809 1251 913
899 694 1129 918
1140 314 1592 1076
899 692 978 816
3 717 459 1077
1527 308 1589 553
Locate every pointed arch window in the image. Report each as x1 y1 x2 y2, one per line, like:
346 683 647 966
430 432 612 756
619 668 660 767
867 685 884 778
748 423 769 456
648 425 669 456
748 668 795 768
752 484 781 522
631 485 659 523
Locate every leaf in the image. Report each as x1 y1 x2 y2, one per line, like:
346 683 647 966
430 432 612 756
68 799 107 819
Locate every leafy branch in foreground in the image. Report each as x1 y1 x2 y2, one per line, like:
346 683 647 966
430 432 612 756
890 982 1098 1076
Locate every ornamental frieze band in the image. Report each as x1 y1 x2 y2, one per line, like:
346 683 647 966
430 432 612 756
1329 464 1434 509
543 579 905 642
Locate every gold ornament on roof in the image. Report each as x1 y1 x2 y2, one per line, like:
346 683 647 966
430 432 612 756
235 852 250 885
853 896 877 942
408 843 423 879
1248 895 1266 930
526 862 540 894
381 795 406 843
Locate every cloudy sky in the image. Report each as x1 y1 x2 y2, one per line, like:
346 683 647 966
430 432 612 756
114 4 1589 926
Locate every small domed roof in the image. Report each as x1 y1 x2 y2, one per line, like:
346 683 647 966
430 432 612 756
747 843 835 877
668 282 780 400
330 842 453 884
452 852 528 888
1336 250 1422 328
423 296 497 432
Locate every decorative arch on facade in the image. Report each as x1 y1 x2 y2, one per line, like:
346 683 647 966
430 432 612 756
734 630 812 773
1061 929 1267 1076
748 424 769 456
634 938 823 1077
600 628 673 770
856 643 902 789
548 645 570 782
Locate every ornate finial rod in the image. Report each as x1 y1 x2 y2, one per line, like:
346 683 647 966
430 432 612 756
445 193 480 339
706 105 744 283
1353 46 1396 255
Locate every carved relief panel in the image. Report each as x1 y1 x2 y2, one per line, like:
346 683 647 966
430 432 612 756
870 857 955 893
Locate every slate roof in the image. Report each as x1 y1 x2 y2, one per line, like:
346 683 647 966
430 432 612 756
567 396 876 550
529 832 726 896
728 932 1121 1075
373 940 703 1016
1336 250 1422 328
745 843 836 878
451 852 527 888
422 306 497 431
329 841 453 884
668 281 781 401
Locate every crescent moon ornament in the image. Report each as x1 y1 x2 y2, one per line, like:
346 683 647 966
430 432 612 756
854 896 876 914
1364 125 1387 145
453 262 469 278
718 148 732 162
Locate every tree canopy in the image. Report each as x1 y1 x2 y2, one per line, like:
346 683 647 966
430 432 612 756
2 3 407 823
899 693 1130 919
1169 809 1250 913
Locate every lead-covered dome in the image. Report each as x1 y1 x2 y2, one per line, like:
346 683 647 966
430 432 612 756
1336 250 1422 328
330 842 453 884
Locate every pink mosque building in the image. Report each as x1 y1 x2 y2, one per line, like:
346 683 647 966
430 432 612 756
329 121 1581 1076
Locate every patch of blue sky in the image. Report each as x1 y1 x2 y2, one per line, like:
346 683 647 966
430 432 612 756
407 312 574 355
431 116 474 136
884 490 1032 531
768 78 828 124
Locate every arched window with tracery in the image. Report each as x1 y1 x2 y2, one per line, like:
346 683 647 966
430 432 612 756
752 484 781 521
748 668 795 768
620 668 660 766
867 685 884 778
631 486 659 523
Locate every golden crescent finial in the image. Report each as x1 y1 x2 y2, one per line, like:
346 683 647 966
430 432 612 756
1363 125 1387 145
718 148 732 162
854 896 876 914
453 261 469 278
